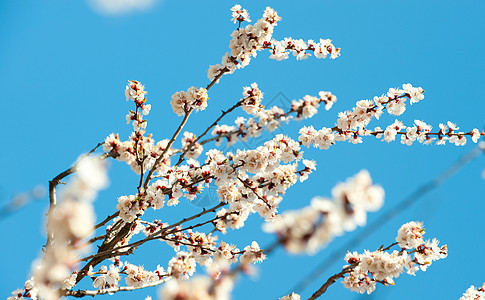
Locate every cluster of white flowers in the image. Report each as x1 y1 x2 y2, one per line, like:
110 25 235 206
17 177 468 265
92 265 120 289
239 241 266 265
210 124 239 146
299 84 424 147
378 120 483 146
125 263 164 287
181 132 203 159
241 82 263 115
170 86 209 116
292 91 337 120
212 242 239 268
230 4 250 24
167 251 197 279
342 221 447 295
203 135 317 230
264 170 384 254
116 195 145 222
460 283 485 300
208 6 339 82
436 122 482 146
88 262 167 291
208 6 281 80
125 80 147 103
177 230 218 266
395 221 424 249
381 119 406 143
120 158 213 219
299 126 335 150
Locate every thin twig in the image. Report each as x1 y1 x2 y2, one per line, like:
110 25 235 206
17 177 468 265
307 262 359 300
143 108 194 192
75 211 120 245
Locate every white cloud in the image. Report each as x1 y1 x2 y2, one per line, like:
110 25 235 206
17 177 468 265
87 0 158 15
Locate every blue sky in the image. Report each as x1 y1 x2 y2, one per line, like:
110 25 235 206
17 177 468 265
1 0 484 299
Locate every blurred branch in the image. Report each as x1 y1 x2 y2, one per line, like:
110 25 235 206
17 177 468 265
0 185 46 222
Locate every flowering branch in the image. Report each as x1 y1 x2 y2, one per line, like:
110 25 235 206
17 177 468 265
65 277 171 298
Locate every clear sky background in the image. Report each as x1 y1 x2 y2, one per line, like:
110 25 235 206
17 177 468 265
1 0 485 299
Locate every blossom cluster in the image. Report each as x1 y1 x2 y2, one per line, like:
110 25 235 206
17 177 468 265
208 5 339 82
342 221 447 295
209 135 313 230
241 82 263 115
125 80 147 103
292 91 337 120
460 283 485 300
181 132 204 159
230 4 250 24
170 86 209 116
86 262 167 291
263 170 384 254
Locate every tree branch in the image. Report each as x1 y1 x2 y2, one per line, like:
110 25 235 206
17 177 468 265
307 262 359 300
